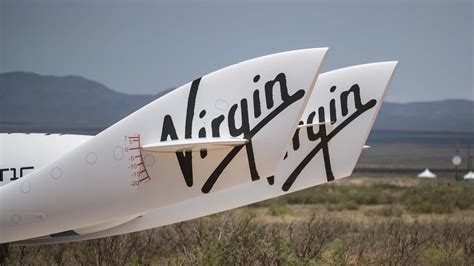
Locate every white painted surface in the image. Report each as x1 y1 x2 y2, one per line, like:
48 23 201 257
0 48 327 243
17 61 397 245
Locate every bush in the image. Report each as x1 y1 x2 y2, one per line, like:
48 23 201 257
403 182 473 214
5 212 474 265
267 203 293 216
365 205 403 217
326 201 359 212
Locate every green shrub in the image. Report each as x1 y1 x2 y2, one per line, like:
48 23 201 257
326 201 359 212
403 182 473 214
424 246 445 265
267 203 293 216
365 205 403 217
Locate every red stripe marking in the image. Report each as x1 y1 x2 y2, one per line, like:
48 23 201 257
138 176 150 183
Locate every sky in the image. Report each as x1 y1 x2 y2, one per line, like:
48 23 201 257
1 0 472 102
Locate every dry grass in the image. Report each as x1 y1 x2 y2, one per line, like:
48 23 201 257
4 176 474 265
5 212 473 265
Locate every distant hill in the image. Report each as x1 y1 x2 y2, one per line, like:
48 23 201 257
0 72 169 134
376 99 474 133
1 72 473 134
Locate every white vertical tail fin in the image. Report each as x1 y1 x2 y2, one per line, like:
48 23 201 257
1 48 328 244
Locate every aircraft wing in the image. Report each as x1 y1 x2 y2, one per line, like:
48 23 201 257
142 138 248 153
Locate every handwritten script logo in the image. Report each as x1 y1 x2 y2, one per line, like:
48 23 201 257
160 73 305 193
282 84 376 191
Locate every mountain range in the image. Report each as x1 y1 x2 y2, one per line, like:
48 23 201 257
1 72 473 134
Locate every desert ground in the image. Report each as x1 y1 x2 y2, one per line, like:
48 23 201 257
5 172 473 265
